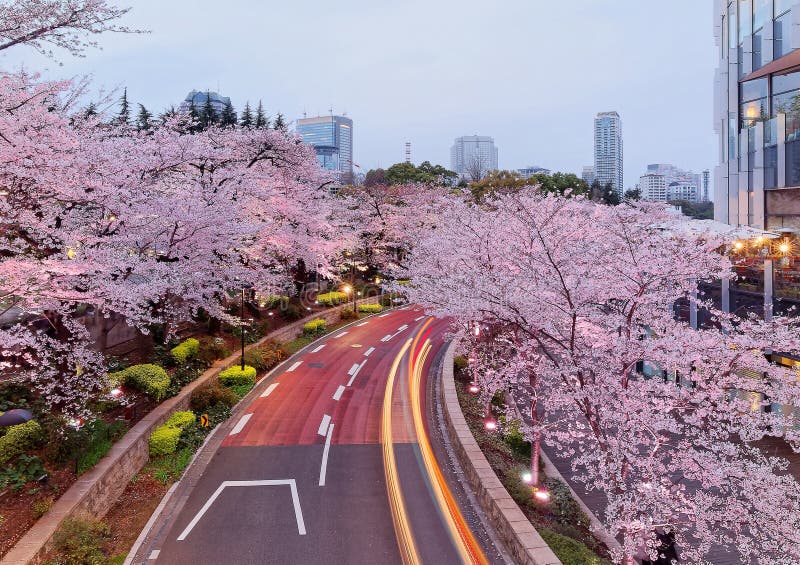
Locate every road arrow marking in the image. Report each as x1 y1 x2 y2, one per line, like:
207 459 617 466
319 424 335 486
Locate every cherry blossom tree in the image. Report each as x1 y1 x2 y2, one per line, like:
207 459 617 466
403 190 800 563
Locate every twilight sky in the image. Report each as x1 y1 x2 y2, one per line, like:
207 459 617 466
2 0 717 192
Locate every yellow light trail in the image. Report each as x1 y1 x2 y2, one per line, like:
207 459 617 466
409 321 489 565
381 338 420 565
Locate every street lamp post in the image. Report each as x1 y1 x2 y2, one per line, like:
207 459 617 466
240 282 253 371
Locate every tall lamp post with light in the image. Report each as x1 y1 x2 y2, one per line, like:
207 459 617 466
239 282 253 371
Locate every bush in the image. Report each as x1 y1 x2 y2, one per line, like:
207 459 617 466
545 477 590 528
149 425 182 456
218 365 257 387
51 518 110 565
503 419 531 458
358 303 383 314
317 291 348 306
32 495 54 518
113 364 170 401
256 294 289 309
0 454 46 491
242 343 287 372
76 420 128 475
170 338 200 365
228 383 254 400
539 529 608 565
281 303 303 321
165 411 196 430
0 420 43 465
453 355 468 372
302 318 327 336
339 307 357 321
197 336 230 366
190 382 238 412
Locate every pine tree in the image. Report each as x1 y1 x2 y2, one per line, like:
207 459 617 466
187 100 201 133
116 88 130 125
84 102 98 118
200 92 217 130
159 105 178 124
240 101 253 128
255 100 268 129
136 103 153 131
273 112 286 131
220 100 237 127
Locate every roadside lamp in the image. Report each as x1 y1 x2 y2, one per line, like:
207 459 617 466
484 419 497 431
468 383 480 394
533 487 550 501
110 388 123 398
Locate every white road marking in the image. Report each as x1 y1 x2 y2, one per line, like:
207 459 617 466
363 347 375 357
347 360 367 387
287 361 303 372
311 344 326 353
396 324 409 332
414 315 426 322
378 312 391 318
334 331 348 338
356 321 369 327
148 549 160 560
260 383 279 398
318 424 334 487
229 413 253 435
318 414 332 436
381 334 393 342
333 385 345 401
176 479 306 540
348 363 360 375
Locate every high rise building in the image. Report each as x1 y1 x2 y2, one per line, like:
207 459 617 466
581 166 595 186
296 115 354 184
594 112 623 196
714 0 800 229
450 136 499 181
642 163 707 202
517 166 551 179
638 173 668 201
703 169 710 202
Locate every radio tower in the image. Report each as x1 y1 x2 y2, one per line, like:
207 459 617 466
405 142 411 164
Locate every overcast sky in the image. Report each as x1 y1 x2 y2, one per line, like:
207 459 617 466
3 0 717 192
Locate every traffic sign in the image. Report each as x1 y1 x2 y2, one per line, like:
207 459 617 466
200 413 209 427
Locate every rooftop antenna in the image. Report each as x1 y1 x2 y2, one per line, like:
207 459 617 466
303 107 307 118
329 105 333 116
405 142 411 164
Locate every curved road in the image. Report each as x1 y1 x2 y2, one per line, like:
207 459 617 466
133 307 502 564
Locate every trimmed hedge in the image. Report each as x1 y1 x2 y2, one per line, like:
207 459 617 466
111 364 170 401
358 303 383 314
165 411 196 430
0 420 43 465
149 425 182 456
218 365 257 387
171 338 200 365
539 529 608 565
302 318 327 336
317 291 348 306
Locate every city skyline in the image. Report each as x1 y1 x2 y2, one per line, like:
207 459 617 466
0 0 716 193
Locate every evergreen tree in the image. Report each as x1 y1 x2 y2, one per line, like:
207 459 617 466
187 100 201 133
220 100 237 127
255 100 268 129
200 92 217 130
273 112 286 131
116 88 130 125
136 103 153 131
159 105 178 124
84 102 98 118
240 102 254 128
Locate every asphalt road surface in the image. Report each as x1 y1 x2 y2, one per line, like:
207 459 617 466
134 307 505 565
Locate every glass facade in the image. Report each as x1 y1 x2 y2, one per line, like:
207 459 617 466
296 115 354 183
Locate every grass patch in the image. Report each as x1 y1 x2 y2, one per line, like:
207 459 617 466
227 383 254 400
540 529 611 565
77 420 128 475
144 447 194 485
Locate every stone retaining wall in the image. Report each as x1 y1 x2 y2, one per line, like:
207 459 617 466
439 340 562 565
1 299 378 565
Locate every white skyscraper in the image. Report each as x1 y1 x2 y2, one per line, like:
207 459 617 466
594 112 623 196
581 165 595 186
638 173 667 201
450 135 499 181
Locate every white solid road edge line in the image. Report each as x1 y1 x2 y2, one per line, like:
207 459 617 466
311 343 326 353
229 413 253 436
286 361 303 372
364 347 375 357
333 385 345 401
176 480 306 541
318 423 335 486
260 383 279 398
318 414 332 436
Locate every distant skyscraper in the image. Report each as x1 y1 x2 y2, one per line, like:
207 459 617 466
450 136 499 181
581 166 595 186
594 112 623 196
296 115 354 184
179 90 231 115
702 169 710 203
517 166 550 179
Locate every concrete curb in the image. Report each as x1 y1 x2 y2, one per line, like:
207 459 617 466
439 341 562 565
1 298 379 565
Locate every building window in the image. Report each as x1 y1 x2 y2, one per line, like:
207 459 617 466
740 77 769 127
739 0 753 45
754 0 771 31
729 2 738 50
774 10 791 59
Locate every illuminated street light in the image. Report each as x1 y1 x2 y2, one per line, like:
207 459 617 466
484 419 497 431
343 285 352 294
468 383 480 394
733 240 744 251
110 388 123 398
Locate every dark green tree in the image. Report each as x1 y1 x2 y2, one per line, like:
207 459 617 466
273 113 287 131
220 100 237 127
624 188 642 201
136 104 153 131
240 101 254 128
255 101 269 128
364 168 386 187
83 102 98 118
116 88 130 125
199 92 217 129
384 161 457 186
590 181 620 205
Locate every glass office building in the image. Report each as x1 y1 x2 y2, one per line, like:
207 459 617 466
594 112 624 197
296 115 354 184
714 0 800 229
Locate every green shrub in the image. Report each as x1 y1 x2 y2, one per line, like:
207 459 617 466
165 411 196 430
75 420 128 475
115 364 170 401
302 318 327 336
190 382 238 412
358 303 383 314
205 402 232 427
539 529 608 565
51 518 110 565
197 336 230 365
170 338 200 365
218 365 257 387
176 422 207 452
339 307 357 321
32 495 54 518
147 447 193 485
228 383 254 400
317 291 348 306
503 419 531 458
149 425 182 456
281 303 303 321
545 477 590 528
453 355 468 372
0 454 46 490
257 294 289 309
0 420 43 465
